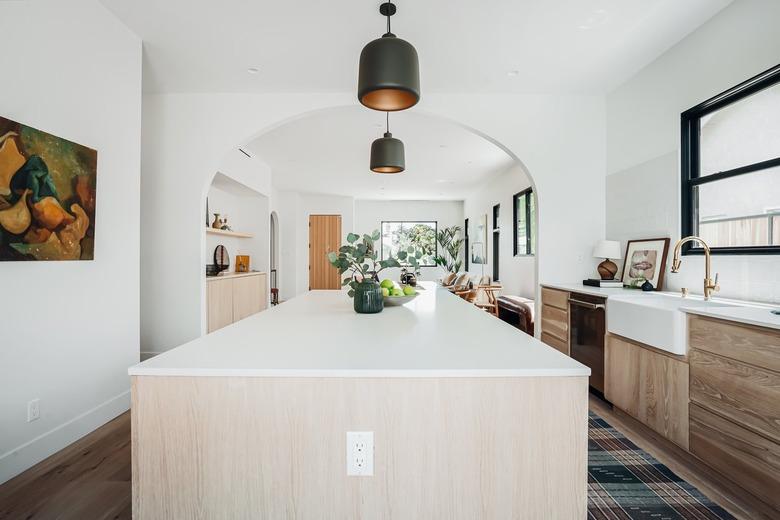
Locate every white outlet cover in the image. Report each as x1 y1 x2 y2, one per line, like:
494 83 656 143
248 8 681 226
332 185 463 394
346 431 373 476
27 399 40 422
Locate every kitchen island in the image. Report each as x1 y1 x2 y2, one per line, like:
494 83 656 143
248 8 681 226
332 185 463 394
129 283 590 518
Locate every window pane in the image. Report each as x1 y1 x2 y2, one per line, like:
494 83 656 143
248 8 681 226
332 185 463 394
516 195 527 254
695 166 780 247
529 193 536 255
381 221 437 266
700 82 780 176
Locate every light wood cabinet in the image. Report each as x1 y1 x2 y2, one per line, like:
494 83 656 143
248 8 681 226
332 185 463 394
605 333 689 449
540 288 569 355
690 404 780 512
688 315 780 514
207 273 267 333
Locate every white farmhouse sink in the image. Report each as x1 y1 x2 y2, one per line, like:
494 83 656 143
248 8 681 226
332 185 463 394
607 293 736 355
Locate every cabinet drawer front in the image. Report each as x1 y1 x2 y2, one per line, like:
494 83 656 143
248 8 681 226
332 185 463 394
541 305 568 342
689 315 780 372
541 288 569 311
690 404 780 511
690 349 780 443
541 332 568 356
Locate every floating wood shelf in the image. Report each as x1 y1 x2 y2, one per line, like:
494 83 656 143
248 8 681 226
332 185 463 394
206 228 254 239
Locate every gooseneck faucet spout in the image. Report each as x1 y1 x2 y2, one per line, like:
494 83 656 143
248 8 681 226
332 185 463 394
671 236 719 300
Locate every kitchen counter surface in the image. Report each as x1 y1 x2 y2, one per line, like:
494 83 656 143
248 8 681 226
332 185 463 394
681 303 780 331
542 282 639 298
129 282 589 378
206 271 265 281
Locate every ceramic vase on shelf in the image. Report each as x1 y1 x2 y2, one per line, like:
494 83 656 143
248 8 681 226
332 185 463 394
211 213 222 229
353 280 384 314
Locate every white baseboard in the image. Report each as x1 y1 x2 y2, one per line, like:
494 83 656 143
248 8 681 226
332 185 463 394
0 390 130 485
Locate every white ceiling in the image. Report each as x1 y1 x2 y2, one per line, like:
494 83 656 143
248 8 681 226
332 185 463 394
245 106 517 200
100 0 731 94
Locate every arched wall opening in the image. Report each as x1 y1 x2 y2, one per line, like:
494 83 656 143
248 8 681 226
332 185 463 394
202 104 541 335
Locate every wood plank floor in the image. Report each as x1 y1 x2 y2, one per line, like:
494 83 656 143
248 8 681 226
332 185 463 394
0 398 770 519
0 412 130 520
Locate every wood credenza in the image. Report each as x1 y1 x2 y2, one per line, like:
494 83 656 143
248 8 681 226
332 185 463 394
207 272 267 333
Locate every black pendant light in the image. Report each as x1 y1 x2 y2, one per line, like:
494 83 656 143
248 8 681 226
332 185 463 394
370 113 405 174
358 1 420 112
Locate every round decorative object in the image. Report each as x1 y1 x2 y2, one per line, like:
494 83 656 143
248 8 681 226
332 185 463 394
370 132 405 173
214 244 230 273
641 280 655 292
353 280 384 314
597 258 618 280
357 3 420 112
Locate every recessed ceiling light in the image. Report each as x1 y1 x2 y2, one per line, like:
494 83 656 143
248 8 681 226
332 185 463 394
507 70 520 77
247 67 260 74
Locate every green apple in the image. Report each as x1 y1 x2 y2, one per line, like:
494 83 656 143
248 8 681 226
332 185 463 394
381 287 390 297
380 279 394 289
403 286 416 296
391 288 404 297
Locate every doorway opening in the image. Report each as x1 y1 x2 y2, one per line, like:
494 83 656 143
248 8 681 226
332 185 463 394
270 211 280 305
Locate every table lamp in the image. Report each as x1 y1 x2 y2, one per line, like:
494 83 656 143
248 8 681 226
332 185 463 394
593 240 622 280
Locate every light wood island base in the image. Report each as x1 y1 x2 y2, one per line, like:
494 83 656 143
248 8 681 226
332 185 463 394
131 375 588 519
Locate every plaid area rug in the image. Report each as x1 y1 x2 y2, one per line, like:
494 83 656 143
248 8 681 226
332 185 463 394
588 412 735 520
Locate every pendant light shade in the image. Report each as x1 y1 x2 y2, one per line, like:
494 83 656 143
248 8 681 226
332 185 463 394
358 2 420 112
370 115 405 175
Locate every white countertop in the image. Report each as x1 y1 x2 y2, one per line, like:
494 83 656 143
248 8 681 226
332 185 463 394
129 283 590 378
206 271 265 281
544 282 780 330
542 282 638 298
680 304 780 331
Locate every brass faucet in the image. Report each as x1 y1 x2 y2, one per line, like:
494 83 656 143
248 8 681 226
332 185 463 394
671 236 719 300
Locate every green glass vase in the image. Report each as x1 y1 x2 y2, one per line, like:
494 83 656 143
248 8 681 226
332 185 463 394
353 280 384 314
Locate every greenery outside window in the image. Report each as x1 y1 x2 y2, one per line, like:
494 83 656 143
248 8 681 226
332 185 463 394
681 64 780 255
381 221 437 266
513 188 536 256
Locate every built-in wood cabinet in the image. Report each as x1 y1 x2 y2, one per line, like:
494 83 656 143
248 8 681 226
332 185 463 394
207 272 267 333
540 287 569 355
688 315 780 513
605 333 689 449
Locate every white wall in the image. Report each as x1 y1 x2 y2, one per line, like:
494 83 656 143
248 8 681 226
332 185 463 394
354 200 464 282
606 0 780 303
0 0 141 484
140 89 605 352
463 164 536 298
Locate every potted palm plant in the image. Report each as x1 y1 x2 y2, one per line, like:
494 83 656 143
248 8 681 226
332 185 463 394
327 230 420 313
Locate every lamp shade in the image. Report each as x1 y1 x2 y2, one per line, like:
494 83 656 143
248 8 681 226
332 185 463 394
370 132 405 173
358 34 420 112
592 240 622 259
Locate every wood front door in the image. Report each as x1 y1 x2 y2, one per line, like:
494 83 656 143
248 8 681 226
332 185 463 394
309 215 342 290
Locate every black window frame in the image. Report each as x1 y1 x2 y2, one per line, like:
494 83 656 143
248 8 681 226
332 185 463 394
492 204 500 281
379 220 439 267
681 64 780 256
513 188 535 256
464 218 469 271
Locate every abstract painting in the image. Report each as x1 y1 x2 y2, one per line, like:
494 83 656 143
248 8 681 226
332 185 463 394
470 214 488 264
0 116 97 261
621 238 670 290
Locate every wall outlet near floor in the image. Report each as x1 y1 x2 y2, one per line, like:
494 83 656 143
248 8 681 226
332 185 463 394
27 399 40 422
346 431 373 476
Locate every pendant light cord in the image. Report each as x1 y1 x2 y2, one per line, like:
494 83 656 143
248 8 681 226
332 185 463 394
387 1 392 34
386 112 390 133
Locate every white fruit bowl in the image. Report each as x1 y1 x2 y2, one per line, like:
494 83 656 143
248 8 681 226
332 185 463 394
383 294 419 306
